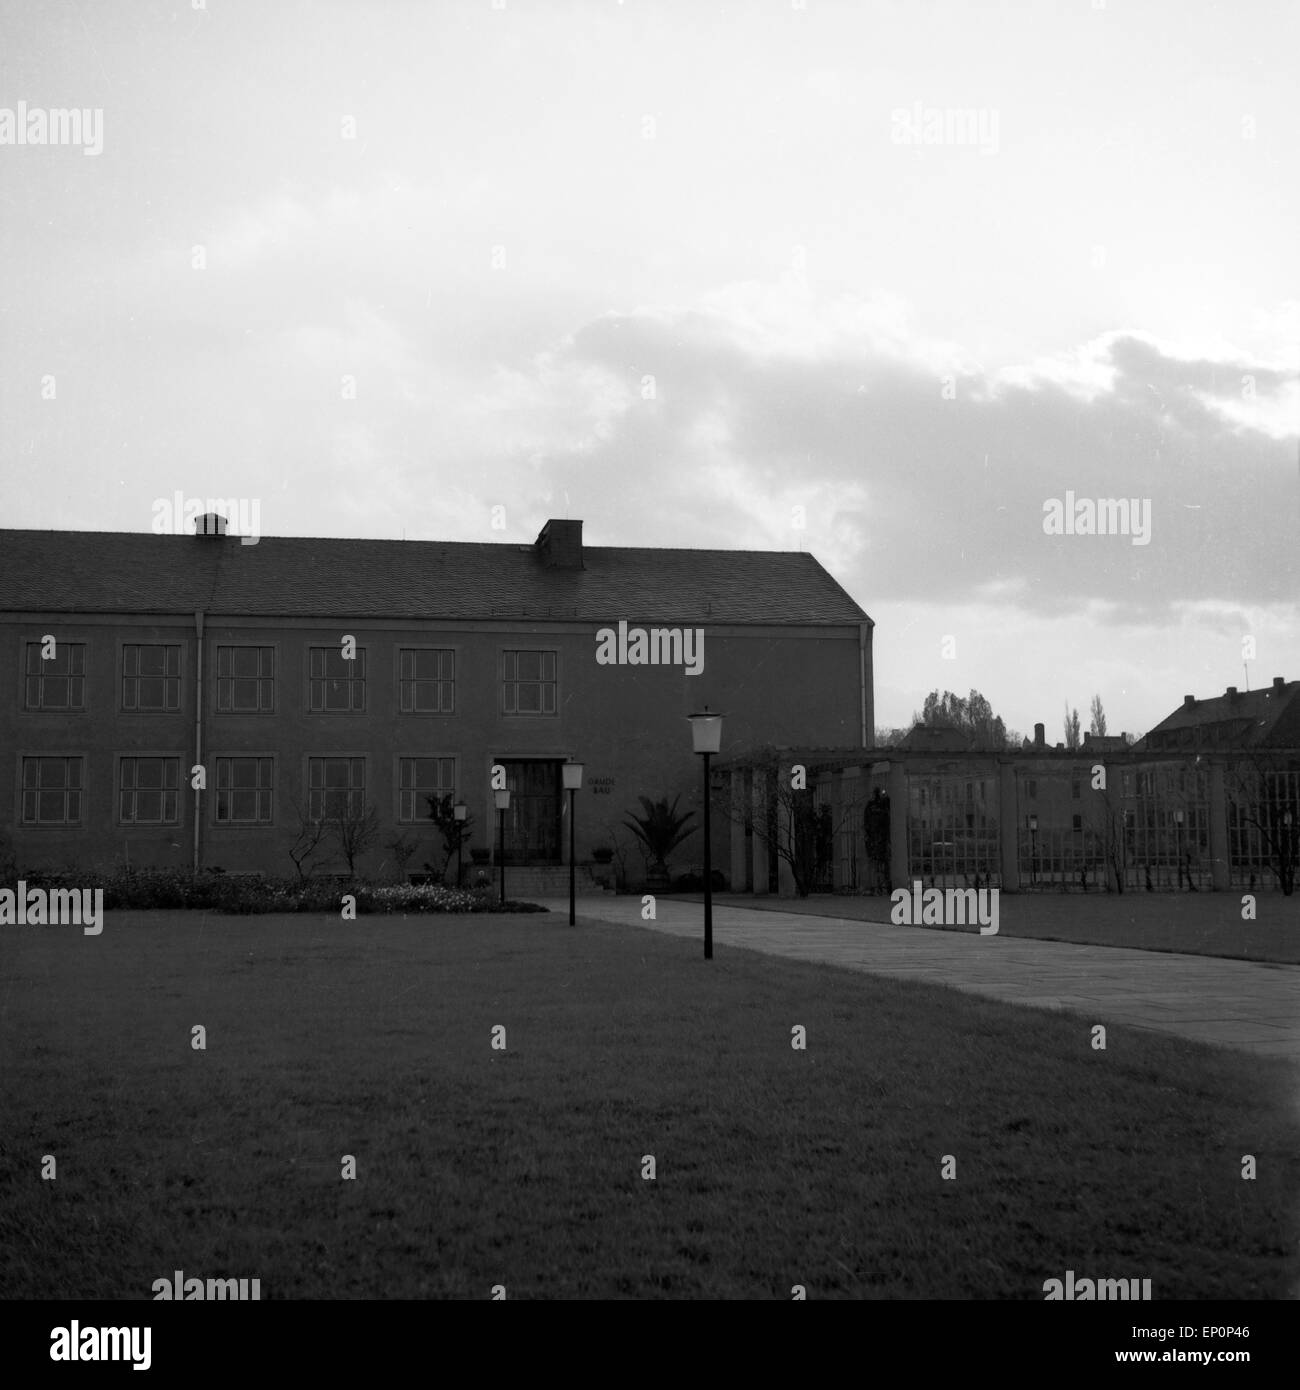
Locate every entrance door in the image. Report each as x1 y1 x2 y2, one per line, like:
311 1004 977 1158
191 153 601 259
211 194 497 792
501 760 561 863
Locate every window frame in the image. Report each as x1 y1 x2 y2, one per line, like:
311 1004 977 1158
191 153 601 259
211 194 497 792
18 753 86 827
23 639 88 713
211 753 277 827
500 647 559 718
116 752 184 827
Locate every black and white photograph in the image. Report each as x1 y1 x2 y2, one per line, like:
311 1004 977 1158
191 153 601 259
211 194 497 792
1 0 1296 1361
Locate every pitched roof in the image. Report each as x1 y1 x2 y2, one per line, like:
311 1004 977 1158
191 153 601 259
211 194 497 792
0 528 873 626
1138 680 1300 751
898 723 976 753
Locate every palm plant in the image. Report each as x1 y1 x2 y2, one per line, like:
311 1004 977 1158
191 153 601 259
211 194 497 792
623 794 697 881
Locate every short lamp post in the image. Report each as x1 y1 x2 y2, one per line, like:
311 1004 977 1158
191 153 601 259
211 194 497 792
494 787 511 905
1028 814 1038 888
453 801 467 888
562 760 585 926
688 708 724 960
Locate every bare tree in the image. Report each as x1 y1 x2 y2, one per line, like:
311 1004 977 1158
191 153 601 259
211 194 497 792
1064 704 1082 750
333 801 381 881
287 796 331 882
1226 753 1299 896
1084 779 1129 893
716 750 859 897
386 830 419 880
1089 694 1107 737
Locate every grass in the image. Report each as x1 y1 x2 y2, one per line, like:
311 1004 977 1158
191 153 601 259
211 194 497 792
691 891 1300 964
1 910 1296 1300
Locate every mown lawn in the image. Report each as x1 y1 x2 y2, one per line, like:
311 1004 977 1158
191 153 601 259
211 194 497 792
0 910 1295 1299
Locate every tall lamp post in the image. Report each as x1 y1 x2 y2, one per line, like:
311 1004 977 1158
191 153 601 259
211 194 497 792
1028 814 1038 888
453 801 467 888
495 787 511 905
562 760 585 926
1174 808 1185 890
687 708 724 960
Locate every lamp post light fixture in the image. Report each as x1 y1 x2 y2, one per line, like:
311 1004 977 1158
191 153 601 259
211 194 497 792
687 707 724 960
1028 814 1038 887
453 802 467 888
562 760 585 926
494 787 511 905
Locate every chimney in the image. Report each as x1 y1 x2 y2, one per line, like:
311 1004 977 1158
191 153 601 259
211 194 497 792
1183 694 1195 707
193 512 228 537
1226 686 1238 699
1034 723 1045 747
1274 676 1286 690
535 519 584 569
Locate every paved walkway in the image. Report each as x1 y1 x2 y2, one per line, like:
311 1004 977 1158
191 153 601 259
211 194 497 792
535 897 1300 1060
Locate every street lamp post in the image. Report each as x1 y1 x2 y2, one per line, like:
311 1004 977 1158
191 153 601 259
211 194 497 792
688 708 724 960
453 802 467 888
494 787 511 905
1174 809 1185 890
1028 814 1038 888
562 760 585 926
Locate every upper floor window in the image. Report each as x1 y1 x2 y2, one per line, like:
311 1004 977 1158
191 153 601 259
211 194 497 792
309 647 366 712
399 648 455 714
503 649 556 716
21 756 83 824
25 641 86 710
123 644 181 712
217 646 275 712
120 756 181 824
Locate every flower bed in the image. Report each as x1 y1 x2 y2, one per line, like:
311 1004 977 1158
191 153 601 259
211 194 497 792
8 866 547 915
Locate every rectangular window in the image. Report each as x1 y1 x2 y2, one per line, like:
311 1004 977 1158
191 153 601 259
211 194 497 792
120 756 181 824
309 646 366 712
399 648 455 713
123 644 181 711
503 649 556 715
215 756 274 824
1072 814 1083 832
217 646 275 712
1071 775 1081 800
308 756 365 820
21 756 83 824
398 756 456 822
25 641 86 710
1027 780 1037 800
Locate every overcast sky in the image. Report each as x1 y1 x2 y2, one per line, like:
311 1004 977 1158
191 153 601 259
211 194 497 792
1 0 1296 740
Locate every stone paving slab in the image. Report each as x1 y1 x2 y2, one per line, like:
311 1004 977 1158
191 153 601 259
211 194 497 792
535 897 1300 1060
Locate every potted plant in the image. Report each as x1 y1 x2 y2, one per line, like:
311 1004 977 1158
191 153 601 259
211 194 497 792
623 795 697 890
